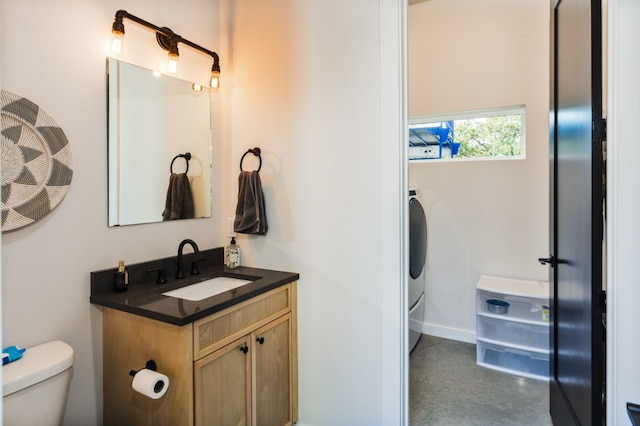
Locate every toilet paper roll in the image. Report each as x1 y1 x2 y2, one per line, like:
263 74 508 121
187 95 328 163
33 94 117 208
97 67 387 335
132 368 169 399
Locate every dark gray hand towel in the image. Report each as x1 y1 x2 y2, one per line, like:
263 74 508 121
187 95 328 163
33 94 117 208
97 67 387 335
234 171 267 234
162 173 195 221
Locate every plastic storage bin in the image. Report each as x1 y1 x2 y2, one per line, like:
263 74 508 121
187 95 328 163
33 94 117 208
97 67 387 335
476 275 550 380
476 340 549 380
477 315 549 350
477 291 548 324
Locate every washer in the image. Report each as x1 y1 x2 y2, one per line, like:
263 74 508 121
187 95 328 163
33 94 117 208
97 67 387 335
409 188 427 352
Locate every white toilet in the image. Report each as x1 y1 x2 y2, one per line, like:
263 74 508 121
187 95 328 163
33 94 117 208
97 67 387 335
3 340 74 426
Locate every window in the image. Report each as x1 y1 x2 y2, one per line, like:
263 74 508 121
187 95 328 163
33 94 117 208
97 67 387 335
409 106 525 161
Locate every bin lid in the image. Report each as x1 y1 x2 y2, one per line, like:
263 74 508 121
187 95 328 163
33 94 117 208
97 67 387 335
477 275 549 298
3 340 74 397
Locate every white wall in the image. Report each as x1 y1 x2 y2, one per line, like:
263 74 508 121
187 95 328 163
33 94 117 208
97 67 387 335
1 0 406 424
408 0 550 342
219 1 406 424
607 0 640 423
0 1 222 423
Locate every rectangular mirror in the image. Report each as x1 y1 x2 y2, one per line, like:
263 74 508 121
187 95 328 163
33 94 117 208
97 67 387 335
107 58 213 226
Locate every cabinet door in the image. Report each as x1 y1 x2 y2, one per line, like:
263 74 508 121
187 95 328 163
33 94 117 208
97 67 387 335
252 314 292 426
195 336 251 426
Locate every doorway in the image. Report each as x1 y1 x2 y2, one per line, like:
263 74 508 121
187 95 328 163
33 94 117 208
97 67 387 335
407 0 553 421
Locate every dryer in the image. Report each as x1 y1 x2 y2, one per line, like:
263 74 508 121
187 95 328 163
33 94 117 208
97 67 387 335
409 188 427 352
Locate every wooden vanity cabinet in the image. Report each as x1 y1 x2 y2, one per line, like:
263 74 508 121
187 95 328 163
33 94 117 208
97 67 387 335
103 281 298 426
194 335 251 425
253 314 293 425
194 314 293 426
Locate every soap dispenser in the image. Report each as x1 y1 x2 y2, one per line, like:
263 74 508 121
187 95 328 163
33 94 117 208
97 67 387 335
225 237 240 269
115 260 129 292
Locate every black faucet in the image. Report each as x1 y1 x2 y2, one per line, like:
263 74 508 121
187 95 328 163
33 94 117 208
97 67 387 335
176 239 200 279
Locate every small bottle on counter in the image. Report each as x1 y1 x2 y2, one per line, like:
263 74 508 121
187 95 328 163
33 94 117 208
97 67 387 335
115 260 129 292
225 237 240 269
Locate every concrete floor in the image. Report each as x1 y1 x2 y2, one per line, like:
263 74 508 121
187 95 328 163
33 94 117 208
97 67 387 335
409 334 553 426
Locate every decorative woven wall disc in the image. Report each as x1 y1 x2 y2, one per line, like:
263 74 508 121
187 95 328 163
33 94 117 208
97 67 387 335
1 90 74 232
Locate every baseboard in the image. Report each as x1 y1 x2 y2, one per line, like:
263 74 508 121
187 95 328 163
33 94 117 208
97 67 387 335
421 322 476 344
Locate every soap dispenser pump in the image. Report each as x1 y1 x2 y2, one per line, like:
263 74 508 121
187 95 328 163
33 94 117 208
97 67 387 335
225 237 240 269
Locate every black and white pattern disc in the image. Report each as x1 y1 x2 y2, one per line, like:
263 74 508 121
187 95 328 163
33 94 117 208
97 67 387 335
1 90 73 232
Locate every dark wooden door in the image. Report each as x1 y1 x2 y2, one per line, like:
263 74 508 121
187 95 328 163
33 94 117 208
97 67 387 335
548 0 605 424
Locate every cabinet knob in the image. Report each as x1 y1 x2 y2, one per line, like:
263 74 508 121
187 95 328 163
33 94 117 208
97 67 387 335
256 337 265 344
239 345 249 354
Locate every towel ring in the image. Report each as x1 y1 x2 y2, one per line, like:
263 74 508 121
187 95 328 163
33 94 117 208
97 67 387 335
240 147 262 172
170 152 191 174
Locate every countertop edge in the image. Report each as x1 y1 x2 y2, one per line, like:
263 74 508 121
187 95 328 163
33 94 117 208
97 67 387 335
90 265 299 326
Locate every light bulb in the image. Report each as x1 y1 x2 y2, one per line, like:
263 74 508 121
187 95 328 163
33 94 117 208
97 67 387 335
209 71 220 89
111 31 124 55
192 83 202 92
167 53 178 74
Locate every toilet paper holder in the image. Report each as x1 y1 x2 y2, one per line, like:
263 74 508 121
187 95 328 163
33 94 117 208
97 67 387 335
129 359 169 399
129 359 158 377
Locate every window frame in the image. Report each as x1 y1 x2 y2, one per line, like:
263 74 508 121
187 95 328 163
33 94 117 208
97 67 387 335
408 105 526 162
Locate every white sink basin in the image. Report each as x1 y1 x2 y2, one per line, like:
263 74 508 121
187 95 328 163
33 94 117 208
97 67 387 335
162 276 253 301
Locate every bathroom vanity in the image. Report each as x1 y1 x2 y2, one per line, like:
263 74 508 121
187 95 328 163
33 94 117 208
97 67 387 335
90 248 299 426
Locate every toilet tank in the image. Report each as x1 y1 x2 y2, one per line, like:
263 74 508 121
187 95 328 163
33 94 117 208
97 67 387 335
3 340 74 426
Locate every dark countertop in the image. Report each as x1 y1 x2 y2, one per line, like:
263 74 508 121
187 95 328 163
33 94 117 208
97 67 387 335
90 248 299 326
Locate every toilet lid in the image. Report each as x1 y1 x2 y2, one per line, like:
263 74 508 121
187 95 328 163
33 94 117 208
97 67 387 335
3 340 74 397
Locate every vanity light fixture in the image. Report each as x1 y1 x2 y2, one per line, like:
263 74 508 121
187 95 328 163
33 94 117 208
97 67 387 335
110 10 221 88
110 11 125 54
210 62 221 89
111 31 124 55
166 37 179 74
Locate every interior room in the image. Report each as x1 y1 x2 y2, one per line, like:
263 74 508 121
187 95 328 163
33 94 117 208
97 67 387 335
406 1 551 422
407 0 549 344
1 0 640 425
0 0 403 424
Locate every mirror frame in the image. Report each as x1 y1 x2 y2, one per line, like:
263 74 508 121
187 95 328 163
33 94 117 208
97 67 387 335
107 58 213 226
